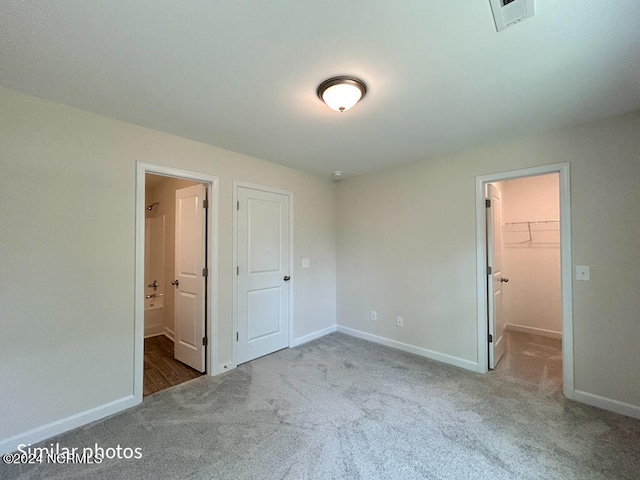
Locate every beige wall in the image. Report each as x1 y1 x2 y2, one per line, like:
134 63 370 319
1 84 639 447
500 174 562 334
336 111 640 408
0 87 336 442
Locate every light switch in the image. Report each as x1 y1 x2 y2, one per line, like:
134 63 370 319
576 265 590 281
301 258 310 268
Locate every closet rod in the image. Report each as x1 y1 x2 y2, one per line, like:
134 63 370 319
503 220 559 225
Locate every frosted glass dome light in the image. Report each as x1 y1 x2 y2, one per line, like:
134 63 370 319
317 76 367 112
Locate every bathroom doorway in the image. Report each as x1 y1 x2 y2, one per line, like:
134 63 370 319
136 166 218 398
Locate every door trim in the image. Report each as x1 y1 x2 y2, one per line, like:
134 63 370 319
475 162 574 399
135 162 219 402
232 181 294 366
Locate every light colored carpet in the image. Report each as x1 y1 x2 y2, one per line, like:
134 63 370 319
2 332 639 479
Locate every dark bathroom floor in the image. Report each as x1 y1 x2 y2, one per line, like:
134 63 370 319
143 334 203 396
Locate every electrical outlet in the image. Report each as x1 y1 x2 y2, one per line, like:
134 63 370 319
370 311 378 322
396 316 404 327
576 265 590 281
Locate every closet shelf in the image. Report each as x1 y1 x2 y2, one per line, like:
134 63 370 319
502 220 560 246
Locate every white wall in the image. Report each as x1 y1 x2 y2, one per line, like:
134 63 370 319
144 183 165 336
144 214 166 337
500 174 562 335
0 87 336 447
336 111 640 412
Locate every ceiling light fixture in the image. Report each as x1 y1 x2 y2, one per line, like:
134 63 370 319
317 76 367 112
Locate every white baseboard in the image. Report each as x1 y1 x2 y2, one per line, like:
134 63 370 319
144 331 164 339
0 395 138 456
212 362 236 376
336 326 478 372
504 323 562 339
163 327 175 342
573 390 640 420
291 325 337 347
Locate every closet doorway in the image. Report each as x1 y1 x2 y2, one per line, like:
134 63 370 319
487 174 563 396
475 163 574 399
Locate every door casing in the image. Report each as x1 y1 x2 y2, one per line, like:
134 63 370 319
134 162 219 403
232 181 294 366
475 162 574 399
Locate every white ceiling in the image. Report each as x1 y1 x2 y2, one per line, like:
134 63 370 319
1 1 639 177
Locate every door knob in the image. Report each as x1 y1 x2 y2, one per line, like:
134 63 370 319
283 276 290 281
500 277 509 283
171 280 179 286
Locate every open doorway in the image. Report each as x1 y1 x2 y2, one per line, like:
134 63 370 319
487 174 562 396
475 162 574 399
143 173 208 396
133 162 219 403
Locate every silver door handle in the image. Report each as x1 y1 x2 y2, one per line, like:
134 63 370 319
171 280 179 286
283 276 290 281
500 277 509 283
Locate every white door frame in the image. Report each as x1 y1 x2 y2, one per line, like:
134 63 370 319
232 181 294 366
475 162 574 399
134 162 219 402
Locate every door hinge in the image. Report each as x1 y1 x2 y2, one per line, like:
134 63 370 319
486 199 491 208
236 332 239 342
237 200 240 210
487 265 492 275
202 267 208 277
202 337 208 346
203 199 208 209
488 334 493 343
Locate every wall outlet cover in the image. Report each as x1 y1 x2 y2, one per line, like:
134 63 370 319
576 265 590 281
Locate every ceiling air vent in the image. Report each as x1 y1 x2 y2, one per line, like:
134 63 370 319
489 0 535 32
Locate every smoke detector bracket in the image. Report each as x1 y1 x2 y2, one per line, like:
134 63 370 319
489 0 535 32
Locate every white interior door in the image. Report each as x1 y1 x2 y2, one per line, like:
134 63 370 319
173 184 206 372
236 186 290 365
487 183 506 368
